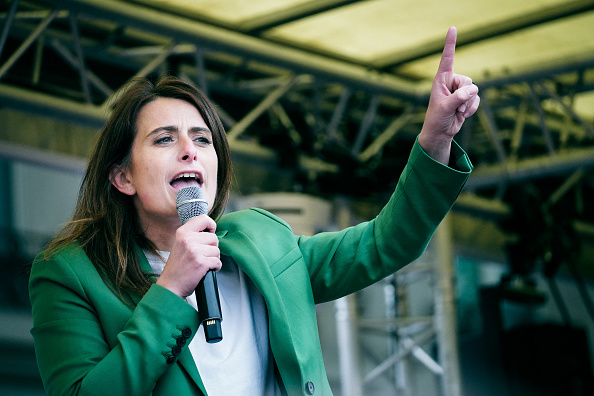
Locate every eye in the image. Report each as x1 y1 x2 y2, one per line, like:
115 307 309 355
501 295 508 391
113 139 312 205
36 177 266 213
194 135 212 145
155 135 174 144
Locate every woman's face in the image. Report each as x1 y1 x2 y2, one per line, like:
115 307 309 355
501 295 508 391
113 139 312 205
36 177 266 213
111 97 218 233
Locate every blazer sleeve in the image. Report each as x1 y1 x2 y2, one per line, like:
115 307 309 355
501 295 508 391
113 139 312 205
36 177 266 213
298 138 472 304
29 246 200 396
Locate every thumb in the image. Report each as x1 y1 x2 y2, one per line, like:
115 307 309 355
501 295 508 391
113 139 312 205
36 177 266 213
444 84 478 113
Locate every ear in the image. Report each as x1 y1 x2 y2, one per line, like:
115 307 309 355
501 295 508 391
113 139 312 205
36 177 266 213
109 166 136 196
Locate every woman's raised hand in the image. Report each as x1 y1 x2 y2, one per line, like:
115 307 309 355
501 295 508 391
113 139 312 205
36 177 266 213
418 26 480 165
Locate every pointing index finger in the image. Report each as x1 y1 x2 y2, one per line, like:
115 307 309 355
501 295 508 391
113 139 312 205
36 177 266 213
437 26 457 74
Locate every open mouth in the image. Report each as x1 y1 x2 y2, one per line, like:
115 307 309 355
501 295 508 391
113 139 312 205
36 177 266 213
170 172 202 190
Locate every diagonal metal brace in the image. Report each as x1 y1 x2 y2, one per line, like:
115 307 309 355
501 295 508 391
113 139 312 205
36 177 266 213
0 8 59 80
227 74 304 142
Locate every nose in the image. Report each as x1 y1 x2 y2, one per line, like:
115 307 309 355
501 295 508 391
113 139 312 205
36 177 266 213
179 135 197 162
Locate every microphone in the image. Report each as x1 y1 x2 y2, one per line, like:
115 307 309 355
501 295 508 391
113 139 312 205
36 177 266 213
176 186 223 343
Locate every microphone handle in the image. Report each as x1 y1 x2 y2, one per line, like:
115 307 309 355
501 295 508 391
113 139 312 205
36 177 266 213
196 270 223 343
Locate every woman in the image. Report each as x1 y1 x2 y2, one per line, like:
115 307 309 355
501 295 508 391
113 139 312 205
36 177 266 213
29 27 479 395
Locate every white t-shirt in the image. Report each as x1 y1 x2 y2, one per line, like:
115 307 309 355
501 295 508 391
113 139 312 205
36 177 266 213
145 250 281 396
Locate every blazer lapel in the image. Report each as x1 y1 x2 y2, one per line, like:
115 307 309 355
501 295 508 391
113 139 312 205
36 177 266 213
217 230 276 301
216 229 303 377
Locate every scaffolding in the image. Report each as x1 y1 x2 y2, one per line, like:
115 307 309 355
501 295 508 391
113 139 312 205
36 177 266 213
335 214 462 396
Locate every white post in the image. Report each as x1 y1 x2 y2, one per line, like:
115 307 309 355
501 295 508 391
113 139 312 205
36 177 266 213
336 295 363 396
334 197 363 396
434 214 463 396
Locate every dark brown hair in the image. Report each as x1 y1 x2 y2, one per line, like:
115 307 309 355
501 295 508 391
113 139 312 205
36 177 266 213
46 76 232 298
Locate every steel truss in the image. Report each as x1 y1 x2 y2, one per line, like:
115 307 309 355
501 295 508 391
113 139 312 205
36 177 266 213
333 205 461 396
2 0 593 197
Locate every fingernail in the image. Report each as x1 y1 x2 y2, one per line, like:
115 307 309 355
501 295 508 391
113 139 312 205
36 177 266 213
467 84 478 96
458 104 467 113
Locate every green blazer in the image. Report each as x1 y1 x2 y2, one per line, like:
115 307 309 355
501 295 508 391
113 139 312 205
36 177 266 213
29 139 472 396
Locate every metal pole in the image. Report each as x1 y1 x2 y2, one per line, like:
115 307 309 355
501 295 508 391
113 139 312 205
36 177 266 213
335 295 363 396
334 197 363 396
68 11 91 103
383 277 399 393
528 83 555 154
351 95 380 156
326 87 351 142
0 0 20 58
434 214 463 396
385 274 412 396
477 96 507 163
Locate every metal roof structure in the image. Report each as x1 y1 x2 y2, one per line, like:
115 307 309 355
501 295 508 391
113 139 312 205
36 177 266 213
2 0 594 273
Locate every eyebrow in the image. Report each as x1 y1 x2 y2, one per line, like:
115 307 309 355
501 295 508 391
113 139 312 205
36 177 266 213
190 127 212 134
147 125 212 137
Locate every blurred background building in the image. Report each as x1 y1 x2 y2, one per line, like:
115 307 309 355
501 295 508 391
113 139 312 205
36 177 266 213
2 0 594 395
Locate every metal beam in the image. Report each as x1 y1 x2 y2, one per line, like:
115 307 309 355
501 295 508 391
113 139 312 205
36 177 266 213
0 0 20 57
465 145 594 190
535 80 594 137
50 39 114 98
364 328 436 384
326 87 352 142
38 0 425 101
68 11 91 103
528 83 555 154
0 83 106 129
477 96 507 163
227 75 302 142
0 8 59 79
358 107 416 162
351 95 380 156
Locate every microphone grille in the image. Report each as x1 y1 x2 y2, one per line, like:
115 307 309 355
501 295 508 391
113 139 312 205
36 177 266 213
176 186 208 224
